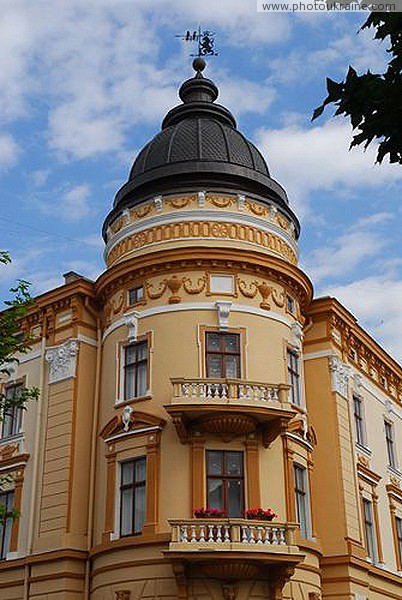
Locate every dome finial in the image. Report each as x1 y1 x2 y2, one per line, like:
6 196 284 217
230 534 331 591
192 57 206 77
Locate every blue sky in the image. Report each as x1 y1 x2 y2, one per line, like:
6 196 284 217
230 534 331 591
0 1 401 362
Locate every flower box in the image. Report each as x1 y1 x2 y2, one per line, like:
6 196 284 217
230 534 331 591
244 507 277 521
193 507 227 518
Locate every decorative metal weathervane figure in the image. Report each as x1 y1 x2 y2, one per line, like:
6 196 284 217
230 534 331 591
176 26 218 58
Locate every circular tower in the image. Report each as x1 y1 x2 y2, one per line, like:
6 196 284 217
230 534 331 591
93 60 319 600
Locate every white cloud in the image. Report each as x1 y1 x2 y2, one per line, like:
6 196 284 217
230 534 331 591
49 109 125 159
82 234 104 249
30 169 50 187
303 212 392 283
34 183 92 221
323 276 402 363
0 1 288 161
0 134 18 168
148 0 292 46
61 185 91 221
65 259 102 281
218 77 276 117
255 120 402 218
269 28 388 86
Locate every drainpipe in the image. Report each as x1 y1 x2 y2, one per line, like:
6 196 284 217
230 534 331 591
84 298 102 600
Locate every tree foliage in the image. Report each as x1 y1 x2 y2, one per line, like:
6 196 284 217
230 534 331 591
0 252 39 508
313 13 402 165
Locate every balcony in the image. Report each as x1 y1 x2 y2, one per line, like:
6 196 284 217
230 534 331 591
165 378 296 445
165 518 304 593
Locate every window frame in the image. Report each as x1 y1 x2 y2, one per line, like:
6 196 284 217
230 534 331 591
385 420 398 470
286 295 295 315
205 331 241 379
353 395 365 447
119 457 147 537
122 339 149 402
294 463 311 539
128 285 144 306
363 498 378 563
206 450 245 518
396 515 402 569
1 383 23 439
287 348 301 407
0 490 14 560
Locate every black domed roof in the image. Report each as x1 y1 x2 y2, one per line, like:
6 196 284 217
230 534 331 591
103 59 299 238
130 117 270 181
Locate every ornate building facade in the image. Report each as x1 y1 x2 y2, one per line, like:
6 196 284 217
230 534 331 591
1 60 402 600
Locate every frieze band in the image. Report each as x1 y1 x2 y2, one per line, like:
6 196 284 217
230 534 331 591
106 220 297 267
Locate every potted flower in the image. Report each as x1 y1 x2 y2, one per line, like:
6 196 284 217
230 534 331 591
244 507 277 521
193 507 227 518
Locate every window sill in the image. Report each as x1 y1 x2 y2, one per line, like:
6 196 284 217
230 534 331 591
387 464 402 477
115 394 152 408
355 442 372 457
110 531 143 540
0 432 24 445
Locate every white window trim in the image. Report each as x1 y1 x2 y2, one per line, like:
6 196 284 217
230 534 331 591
294 462 313 540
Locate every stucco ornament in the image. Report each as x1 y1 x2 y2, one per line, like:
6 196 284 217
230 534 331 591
122 406 133 432
328 355 350 398
45 339 79 384
154 195 163 212
216 301 232 331
352 372 363 396
198 190 206 208
291 321 303 350
124 312 139 341
237 194 245 210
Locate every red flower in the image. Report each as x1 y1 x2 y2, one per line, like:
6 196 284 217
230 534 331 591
244 507 278 520
193 507 227 518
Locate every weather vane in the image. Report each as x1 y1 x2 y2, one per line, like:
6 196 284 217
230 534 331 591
176 26 218 57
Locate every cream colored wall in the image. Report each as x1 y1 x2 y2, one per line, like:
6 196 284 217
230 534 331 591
349 367 402 573
5 342 43 557
95 303 298 543
304 355 350 555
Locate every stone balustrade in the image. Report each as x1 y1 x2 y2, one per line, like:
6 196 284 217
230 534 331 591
168 518 298 553
171 378 290 407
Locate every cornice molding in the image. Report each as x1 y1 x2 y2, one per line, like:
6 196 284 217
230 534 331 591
306 297 402 404
96 248 313 309
102 302 293 343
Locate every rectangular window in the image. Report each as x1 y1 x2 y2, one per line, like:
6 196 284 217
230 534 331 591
286 295 295 314
1 384 23 438
396 516 402 568
385 421 397 469
119 457 146 536
294 464 310 538
206 450 244 518
287 349 301 406
0 490 14 559
128 286 144 305
206 332 240 379
353 396 365 446
124 341 148 400
363 498 377 562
